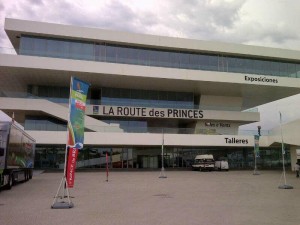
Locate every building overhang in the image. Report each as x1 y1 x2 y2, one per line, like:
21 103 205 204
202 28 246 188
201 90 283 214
1 54 300 110
26 130 273 147
5 18 300 62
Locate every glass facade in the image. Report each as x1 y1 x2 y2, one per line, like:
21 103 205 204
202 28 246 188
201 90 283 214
34 145 290 170
101 87 194 109
27 85 70 103
19 35 300 78
25 116 67 131
27 85 195 109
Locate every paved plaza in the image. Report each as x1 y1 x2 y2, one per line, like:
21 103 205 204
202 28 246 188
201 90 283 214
1 170 300 225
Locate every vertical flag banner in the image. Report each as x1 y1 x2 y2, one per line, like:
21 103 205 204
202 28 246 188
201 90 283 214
67 77 90 150
254 135 260 157
66 77 90 188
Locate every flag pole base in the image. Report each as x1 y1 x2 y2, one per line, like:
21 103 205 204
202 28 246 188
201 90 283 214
51 176 74 209
51 201 74 209
278 184 293 189
159 167 167 178
253 170 260 175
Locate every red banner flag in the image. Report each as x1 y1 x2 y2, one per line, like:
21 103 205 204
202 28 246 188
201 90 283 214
66 147 78 188
106 152 109 182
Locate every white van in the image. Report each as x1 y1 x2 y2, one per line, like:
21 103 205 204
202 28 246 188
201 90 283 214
215 160 229 171
192 154 214 171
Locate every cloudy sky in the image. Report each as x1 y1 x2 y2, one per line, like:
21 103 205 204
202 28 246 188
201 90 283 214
0 0 300 130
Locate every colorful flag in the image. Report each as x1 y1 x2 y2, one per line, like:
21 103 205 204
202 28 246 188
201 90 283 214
67 77 90 150
65 77 90 188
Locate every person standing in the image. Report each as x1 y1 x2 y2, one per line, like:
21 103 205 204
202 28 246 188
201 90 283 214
295 162 300 178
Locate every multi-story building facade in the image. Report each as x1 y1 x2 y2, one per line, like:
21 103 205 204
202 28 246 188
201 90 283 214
1 18 300 170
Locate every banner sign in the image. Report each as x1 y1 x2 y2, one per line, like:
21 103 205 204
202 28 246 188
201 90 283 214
67 77 90 150
92 105 204 119
66 147 78 188
254 135 260 157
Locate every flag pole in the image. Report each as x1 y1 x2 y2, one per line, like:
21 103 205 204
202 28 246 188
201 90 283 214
52 77 74 208
278 111 293 189
159 128 167 178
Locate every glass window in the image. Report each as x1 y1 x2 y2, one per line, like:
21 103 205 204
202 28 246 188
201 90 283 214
270 61 280 76
159 50 170 67
287 63 296 77
218 55 227 72
189 53 200 70
199 54 210 70
60 87 69 98
128 48 139 65
106 45 117 63
117 46 129 64
170 52 180 68
69 41 82 60
34 38 47 56
227 57 239 73
148 50 159 66
138 48 149 66
35 119 46 131
244 59 254 74
38 86 48 97
81 42 94 60
262 60 271 75
95 44 106 62
179 52 190 69
208 55 218 71
296 64 300 78
24 118 35 130
280 62 288 76
46 39 61 58
20 36 35 55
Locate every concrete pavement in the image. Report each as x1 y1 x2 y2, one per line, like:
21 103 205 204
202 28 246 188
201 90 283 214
1 170 300 225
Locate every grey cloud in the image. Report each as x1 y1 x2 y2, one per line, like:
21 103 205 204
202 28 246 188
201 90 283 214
207 2 246 28
1 0 300 50
27 0 45 6
147 0 247 43
0 1 4 11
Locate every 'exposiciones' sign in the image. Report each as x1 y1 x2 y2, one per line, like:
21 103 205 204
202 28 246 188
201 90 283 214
245 75 278 84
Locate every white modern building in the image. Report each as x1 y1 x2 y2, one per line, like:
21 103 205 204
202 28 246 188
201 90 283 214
1 18 300 170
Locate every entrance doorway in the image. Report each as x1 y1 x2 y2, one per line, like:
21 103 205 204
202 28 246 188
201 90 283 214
138 155 159 168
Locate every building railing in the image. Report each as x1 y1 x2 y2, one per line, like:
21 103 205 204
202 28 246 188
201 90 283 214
84 126 229 135
23 124 270 136
0 91 254 111
85 126 270 136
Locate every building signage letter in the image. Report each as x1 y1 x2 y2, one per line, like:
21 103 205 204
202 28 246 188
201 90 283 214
94 105 204 119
